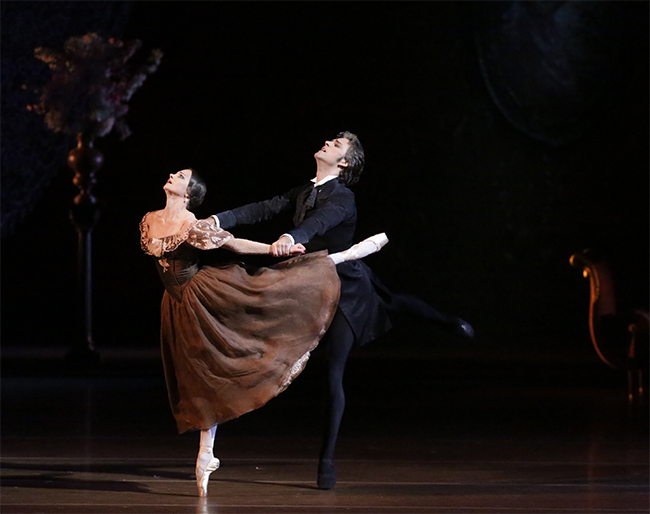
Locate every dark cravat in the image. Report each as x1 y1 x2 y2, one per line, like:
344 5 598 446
293 186 318 225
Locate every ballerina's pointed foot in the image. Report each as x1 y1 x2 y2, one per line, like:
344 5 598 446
330 233 390 264
196 456 220 497
348 232 389 259
365 232 389 251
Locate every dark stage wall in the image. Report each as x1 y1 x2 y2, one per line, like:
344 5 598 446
2 2 648 362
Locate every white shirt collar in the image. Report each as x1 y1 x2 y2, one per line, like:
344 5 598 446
312 174 339 187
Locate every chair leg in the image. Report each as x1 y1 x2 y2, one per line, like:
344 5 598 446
638 369 645 406
627 365 637 421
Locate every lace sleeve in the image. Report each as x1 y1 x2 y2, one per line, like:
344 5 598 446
185 220 233 250
139 213 161 256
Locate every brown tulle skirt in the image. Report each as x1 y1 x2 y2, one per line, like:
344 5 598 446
160 251 340 433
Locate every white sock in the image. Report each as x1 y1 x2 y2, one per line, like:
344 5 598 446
328 233 389 265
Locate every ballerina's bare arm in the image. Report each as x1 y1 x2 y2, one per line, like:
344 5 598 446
221 237 305 256
184 219 305 256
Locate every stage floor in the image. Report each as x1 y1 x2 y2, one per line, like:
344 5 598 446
1 348 648 513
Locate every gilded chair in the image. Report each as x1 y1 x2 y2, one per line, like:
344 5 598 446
570 249 649 416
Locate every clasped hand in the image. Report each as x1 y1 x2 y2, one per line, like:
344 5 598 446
271 235 304 257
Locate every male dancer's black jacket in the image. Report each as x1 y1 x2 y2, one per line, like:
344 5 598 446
215 178 391 347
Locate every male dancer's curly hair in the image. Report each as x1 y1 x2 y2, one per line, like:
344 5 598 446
336 131 365 186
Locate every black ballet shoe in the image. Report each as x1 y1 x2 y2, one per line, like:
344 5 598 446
317 459 336 490
453 318 475 339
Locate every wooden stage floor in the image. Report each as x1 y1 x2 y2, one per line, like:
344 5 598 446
1 347 648 513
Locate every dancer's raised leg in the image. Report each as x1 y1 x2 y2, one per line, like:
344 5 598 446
196 424 220 497
328 233 389 265
384 292 475 338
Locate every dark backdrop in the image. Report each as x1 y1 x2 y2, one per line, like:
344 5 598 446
2 1 648 364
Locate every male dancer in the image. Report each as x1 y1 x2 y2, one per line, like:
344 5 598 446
209 131 473 489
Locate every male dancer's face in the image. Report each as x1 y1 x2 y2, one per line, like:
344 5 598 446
314 138 350 169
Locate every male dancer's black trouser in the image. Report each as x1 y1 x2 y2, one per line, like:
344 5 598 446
319 294 458 463
319 308 355 463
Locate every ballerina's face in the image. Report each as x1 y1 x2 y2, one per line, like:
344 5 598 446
164 169 193 198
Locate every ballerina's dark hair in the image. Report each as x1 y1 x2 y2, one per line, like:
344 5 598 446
336 131 365 186
186 168 206 210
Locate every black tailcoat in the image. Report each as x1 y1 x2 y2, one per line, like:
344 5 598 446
217 179 391 346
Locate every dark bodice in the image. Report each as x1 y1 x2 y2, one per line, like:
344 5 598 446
153 243 201 301
140 213 234 302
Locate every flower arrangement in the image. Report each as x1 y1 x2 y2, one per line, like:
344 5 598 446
27 33 163 141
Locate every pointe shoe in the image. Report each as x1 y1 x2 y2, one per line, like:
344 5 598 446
352 233 389 258
317 459 337 490
365 232 389 250
332 233 389 263
196 456 220 497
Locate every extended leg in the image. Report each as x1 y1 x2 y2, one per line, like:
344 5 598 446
318 309 356 490
388 292 474 338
